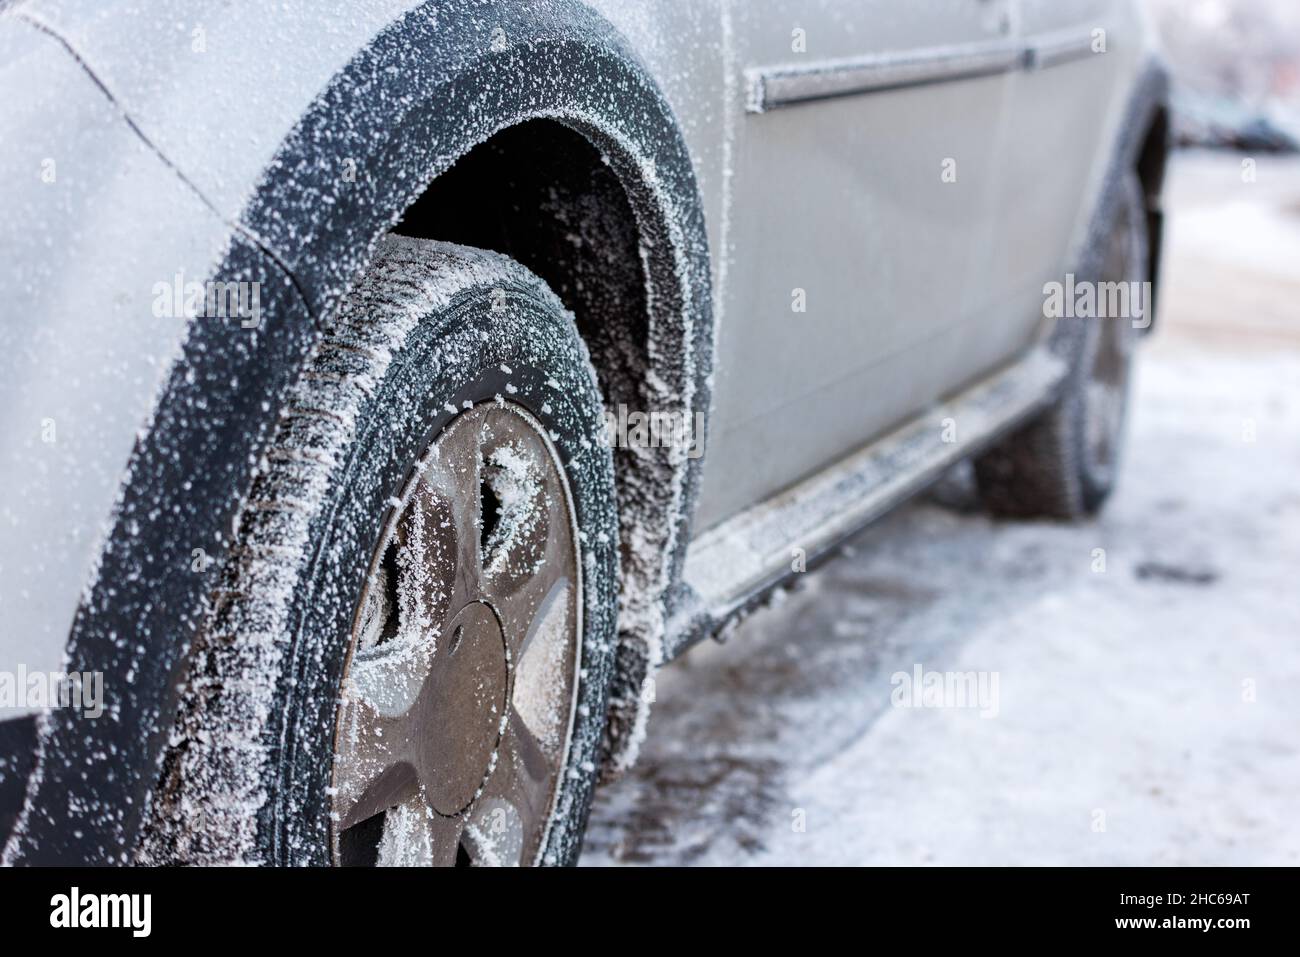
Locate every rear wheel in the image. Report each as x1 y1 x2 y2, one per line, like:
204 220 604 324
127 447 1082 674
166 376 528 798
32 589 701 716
975 172 1149 518
141 236 619 866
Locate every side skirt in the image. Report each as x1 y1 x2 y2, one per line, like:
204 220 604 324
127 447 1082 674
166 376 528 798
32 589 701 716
665 346 1067 660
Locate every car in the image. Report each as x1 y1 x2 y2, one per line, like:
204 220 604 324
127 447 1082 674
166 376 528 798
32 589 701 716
0 0 1169 866
1170 89 1300 153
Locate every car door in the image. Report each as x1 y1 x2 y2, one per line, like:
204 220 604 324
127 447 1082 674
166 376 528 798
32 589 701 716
692 0 1023 531
984 0 1141 368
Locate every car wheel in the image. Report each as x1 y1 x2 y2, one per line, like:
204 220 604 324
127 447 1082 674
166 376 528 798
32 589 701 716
139 235 619 866
974 172 1149 519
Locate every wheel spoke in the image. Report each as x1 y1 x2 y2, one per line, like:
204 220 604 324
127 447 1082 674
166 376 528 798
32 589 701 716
337 761 419 833
469 707 559 865
489 534 572 660
509 578 577 763
477 408 575 660
373 795 467 867
333 683 417 830
389 480 458 649
419 414 486 612
476 412 555 595
424 810 470 867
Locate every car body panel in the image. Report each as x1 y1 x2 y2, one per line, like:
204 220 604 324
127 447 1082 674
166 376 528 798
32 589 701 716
19 0 426 224
697 4 1020 528
979 0 1149 391
0 14 237 711
692 0 1154 529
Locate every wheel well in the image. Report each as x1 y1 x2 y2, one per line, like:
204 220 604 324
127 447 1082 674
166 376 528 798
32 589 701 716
1136 106 1170 200
1135 105 1170 315
394 118 701 771
392 120 677 741
395 120 650 430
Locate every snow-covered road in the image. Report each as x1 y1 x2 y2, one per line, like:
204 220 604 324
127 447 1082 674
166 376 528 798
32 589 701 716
581 152 1300 866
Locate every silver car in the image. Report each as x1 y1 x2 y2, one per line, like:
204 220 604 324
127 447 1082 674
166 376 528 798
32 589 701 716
0 0 1168 865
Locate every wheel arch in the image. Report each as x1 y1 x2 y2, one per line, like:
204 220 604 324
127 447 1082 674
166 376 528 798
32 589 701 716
5 0 712 864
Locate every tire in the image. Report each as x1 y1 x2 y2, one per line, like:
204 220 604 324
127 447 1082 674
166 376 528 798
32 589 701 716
139 235 620 866
974 172 1149 519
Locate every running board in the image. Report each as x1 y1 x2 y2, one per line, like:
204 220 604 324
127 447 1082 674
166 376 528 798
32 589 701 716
665 346 1067 660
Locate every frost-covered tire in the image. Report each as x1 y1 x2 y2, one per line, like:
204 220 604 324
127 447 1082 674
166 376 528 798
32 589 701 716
139 235 619 866
974 172 1149 519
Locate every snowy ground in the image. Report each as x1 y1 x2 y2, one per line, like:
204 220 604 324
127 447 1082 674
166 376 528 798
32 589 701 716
581 151 1300 866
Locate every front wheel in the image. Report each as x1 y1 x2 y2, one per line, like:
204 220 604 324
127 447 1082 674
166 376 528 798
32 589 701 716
140 236 620 866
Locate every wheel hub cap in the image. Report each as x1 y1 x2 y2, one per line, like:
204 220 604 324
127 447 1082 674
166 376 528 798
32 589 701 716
331 401 581 867
423 602 508 815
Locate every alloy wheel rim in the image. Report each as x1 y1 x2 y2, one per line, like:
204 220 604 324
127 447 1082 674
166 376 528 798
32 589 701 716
331 401 582 866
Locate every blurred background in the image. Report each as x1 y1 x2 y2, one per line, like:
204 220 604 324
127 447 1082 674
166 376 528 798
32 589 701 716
582 1 1300 865
1150 0 1300 152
